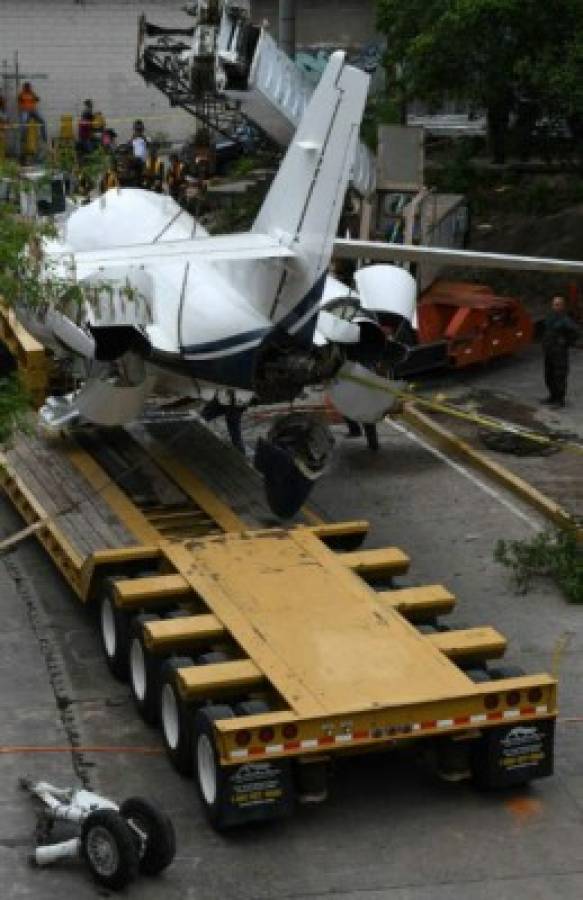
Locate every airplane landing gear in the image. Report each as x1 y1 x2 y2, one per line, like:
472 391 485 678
255 412 334 518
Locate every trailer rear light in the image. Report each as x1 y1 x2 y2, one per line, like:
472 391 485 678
506 691 520 706
282 723 299 740
484 694 499 710
259 726 275 743
528 687 543 704
235 729 252 747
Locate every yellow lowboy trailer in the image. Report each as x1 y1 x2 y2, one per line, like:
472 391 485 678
0 417 557 830
0 307 557 829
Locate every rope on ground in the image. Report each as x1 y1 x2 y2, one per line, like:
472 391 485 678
339 370 583 458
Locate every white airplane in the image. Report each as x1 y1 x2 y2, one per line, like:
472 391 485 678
16 52 583 517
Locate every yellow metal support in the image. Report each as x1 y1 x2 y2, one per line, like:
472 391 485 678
177 659 264 700
113 573 192 609
340 547 410 579
143 614 227 653
428 627 507 662
377 584 456 619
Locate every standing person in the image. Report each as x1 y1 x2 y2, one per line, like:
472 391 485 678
541 295 579 408
130 119 148 185
17 81 47 147
77 99 94 155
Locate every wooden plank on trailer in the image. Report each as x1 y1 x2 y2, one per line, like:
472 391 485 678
309 521 369 541
114 574 191 609
177 659 264 699
377 585 456 618
340 547 410 578
427 627 507 661
143 614 227 652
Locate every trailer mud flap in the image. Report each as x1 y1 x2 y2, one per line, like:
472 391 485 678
221 759 295 827
473 719 555 789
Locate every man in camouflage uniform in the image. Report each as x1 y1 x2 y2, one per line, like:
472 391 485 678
541 296 579 408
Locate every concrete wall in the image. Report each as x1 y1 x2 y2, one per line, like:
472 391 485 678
0 0 378 146
251 0 377 46
0 0 196 144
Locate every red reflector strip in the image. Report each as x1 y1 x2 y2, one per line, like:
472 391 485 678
227 703 550 760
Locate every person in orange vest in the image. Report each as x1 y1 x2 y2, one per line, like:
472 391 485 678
18 81 47 147
166 153 186 201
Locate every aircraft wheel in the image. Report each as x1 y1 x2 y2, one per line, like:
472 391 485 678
81 809 139 890
120 796 176 876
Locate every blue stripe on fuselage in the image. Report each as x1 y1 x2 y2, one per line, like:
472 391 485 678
165 272 328 389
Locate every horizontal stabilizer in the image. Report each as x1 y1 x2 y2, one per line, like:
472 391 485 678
47 234 296 271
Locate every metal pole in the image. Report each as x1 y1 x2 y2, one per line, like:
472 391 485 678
278 0 296 59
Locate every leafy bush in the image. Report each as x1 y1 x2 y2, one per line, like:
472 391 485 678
494 528 583 603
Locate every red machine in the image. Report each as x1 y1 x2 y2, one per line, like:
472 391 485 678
417 281 534 368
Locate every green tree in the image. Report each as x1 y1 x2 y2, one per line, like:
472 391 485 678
376 0 583 162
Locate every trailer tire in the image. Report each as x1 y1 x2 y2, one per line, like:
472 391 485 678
81 809 139 890
120 796 176 876
159 656 195 775
193 704 234 829
129 614 162 725
98 578 131 681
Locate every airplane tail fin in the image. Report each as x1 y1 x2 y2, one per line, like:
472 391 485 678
252 52 369 340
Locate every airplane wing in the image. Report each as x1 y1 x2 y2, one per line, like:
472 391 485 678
333 239 583 275
47 233 296 269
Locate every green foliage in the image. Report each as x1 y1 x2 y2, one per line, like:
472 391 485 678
494 528 583 602
0 376 31 443
226 155 260 179
361 96 401 151
375 0 583 161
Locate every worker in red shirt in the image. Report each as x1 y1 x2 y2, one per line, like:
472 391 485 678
17 81 47 147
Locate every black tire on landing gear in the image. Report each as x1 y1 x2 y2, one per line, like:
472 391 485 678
81 809 139 891
192 704 235 829
98 577 131 681
119 796 176 876
159 656 196 775
128 613 162 725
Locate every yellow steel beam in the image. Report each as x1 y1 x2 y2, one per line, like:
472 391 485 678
340 547 410 578
402 404 581 538
376 584 456 619
427 627 507 662
308 520 370 542
177 659 264 700
128 434 245 533
143 614 227 652
113 573 192 610
64 440 162 545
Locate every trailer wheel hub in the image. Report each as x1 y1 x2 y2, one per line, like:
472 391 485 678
101 598 116 658
161 684 179 750
130 638 146 702
197 734 217 805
